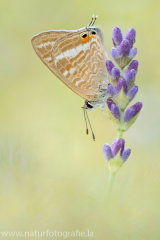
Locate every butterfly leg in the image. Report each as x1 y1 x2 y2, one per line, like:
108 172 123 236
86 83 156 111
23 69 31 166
100 107 111 119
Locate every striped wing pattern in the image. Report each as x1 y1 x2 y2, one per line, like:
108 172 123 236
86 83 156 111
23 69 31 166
31 30 72 69
32 28 108 101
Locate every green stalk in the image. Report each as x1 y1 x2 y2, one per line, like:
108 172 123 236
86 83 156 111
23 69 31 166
117 130 123 138
107 171 116 197
117 109 124 139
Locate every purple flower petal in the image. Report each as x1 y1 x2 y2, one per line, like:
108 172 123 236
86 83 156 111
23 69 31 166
118 39 130 56
110 48 120 61
112 138 125 156
128 47 137 59
117 77 128 94
106 60 115 75
127 60 139 72
123 108 135 122
131 102 143 116
121 148 131 162
107 98 115 111
127 84 138 101
111 67 121 79
112 27 123 46
103 144 113 162
124 69 136 83
107 84 117 97
125 28 136 48
111 138 117 149
120 139 125 155
111 104 121 121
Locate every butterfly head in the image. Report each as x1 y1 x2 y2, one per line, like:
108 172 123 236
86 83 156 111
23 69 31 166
79 15 99 43
84 100 97 111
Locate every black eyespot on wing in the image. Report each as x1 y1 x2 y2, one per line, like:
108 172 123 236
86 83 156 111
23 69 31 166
82 33 88 38
91 31 96 35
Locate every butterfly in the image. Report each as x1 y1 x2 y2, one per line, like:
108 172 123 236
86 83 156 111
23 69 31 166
31 15 110 140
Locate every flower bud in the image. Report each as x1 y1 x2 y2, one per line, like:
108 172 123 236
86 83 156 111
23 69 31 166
123 102 143 131
107 99 121 128
125 69 137 87
107 84 117 97
111 104 121 122
128 60 139 71
112 27 123 46
127 84 138 101
112 138 124 156
128 47 137 59
118 39 130 56
103 144 113 162
124 28 136 48
106 61 121 85
111 67 121 79
103 138 131 172
106 60 115 75
121 148 131 162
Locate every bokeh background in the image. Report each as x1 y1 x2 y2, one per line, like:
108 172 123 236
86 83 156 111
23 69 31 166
0 0 160 239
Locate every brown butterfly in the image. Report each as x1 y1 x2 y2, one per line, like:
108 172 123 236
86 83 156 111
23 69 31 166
31 15 110 139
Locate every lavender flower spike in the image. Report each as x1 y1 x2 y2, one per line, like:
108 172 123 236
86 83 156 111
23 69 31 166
104 26 142 194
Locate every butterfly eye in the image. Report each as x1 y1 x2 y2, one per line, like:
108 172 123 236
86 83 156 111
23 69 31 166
91 31 96 35
86 101 94 109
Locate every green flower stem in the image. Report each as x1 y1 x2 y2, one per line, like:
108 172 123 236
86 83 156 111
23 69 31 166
120 68 124 76
117 109 124 139
107 109 125 196
117 130 123 138
107 171 116 197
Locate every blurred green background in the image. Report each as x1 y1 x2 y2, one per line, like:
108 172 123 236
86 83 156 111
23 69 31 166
0 0 160 239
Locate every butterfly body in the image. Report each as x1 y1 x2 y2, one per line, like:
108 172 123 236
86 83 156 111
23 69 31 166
31 23 109 110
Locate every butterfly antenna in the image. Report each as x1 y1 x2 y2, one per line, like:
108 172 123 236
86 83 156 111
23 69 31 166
83 108 89 135
87 14 94 28
91 15 98 26
85 110 95 141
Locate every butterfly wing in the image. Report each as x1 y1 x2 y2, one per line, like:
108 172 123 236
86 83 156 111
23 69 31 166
31 27 109 101
51 27 109 101
31 30 73 70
